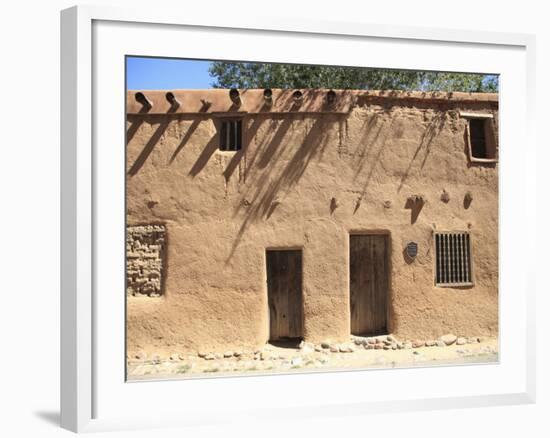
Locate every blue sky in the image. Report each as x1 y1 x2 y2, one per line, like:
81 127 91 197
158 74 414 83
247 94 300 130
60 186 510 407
126 57 214 90
126 56 498 91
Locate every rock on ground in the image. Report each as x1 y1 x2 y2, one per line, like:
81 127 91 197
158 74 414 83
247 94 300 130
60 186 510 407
439 334 458 345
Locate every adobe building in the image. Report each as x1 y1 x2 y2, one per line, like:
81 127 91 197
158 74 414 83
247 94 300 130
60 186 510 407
125 88 499 356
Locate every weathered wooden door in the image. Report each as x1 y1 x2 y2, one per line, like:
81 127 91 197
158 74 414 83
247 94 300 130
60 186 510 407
266 250 303 340
349 234 389 335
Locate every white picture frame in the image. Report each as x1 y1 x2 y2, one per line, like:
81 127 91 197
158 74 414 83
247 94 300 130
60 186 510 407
60 5 536 433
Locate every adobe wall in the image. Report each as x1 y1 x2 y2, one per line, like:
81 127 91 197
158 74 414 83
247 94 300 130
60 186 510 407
126 90 498 355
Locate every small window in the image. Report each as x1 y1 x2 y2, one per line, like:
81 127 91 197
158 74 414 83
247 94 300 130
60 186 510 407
435 231 473 287
219 119 242 151
461 113 498 163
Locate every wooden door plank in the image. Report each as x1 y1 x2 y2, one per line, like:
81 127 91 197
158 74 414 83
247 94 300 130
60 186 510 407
287 251 303 338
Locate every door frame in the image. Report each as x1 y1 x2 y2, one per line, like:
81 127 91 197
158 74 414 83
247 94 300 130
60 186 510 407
348 230 392 336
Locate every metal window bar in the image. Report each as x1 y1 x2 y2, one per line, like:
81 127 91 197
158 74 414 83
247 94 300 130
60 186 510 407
220 121 227 151
435 234 441 283
229 120 236 151
435 232 472 286
236 120 242 150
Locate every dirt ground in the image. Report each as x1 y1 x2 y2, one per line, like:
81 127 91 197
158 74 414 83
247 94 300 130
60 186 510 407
127 337 498 381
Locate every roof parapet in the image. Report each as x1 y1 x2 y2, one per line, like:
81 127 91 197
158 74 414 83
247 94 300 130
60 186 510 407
126 88 498 115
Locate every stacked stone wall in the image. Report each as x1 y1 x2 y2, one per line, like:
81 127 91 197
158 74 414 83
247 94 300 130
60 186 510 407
126 225 166 296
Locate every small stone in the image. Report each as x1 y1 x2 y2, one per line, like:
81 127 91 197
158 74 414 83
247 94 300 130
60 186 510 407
291 357 303 367
204 354 215 360
223 351 234 358
374 344 384 350
169 353 180 361
391 344 398 350
387 335 397 343
365 343 374 350
197 351 208 358
354 338 364 345
467 337 478 344
384 339 393 346
314 345 323 352
413 351 420 355
151 354 161 364
383 345 391 350
321 342 331 349
367 338 377 345
214 352 222 360
436 340 446 347
403 342 413 349
260 352 271 361
425 340 436 347
456 337 467 346
329 344 339 353
440 334 457 346
412 340 425 348
233 351 242 357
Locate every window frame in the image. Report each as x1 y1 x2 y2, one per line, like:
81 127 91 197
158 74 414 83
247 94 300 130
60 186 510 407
433 230 475 288
460 111 498 164
216 115 245 152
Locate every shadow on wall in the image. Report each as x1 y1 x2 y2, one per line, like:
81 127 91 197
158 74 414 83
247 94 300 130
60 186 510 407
126 95 453 267
349 109 443 215
397 111 446 192
169 118 203 164
404 196 425 224
225 114 336 263
222 115 269 183
352 115 395 213
127 119 170 176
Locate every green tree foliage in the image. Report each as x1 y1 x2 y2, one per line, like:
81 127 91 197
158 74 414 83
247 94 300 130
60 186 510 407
208 62 498 92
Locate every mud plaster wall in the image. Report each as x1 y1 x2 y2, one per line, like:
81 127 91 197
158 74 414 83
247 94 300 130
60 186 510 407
126 97 499 355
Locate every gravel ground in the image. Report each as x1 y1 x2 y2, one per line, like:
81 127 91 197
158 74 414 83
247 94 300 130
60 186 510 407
127 337 498 381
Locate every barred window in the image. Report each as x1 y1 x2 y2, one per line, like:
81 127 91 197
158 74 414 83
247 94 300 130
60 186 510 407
219 119 242 151
435 232 473 287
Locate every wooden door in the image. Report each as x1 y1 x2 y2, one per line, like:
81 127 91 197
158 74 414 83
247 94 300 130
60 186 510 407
266 250 303 340
349 234 389 335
